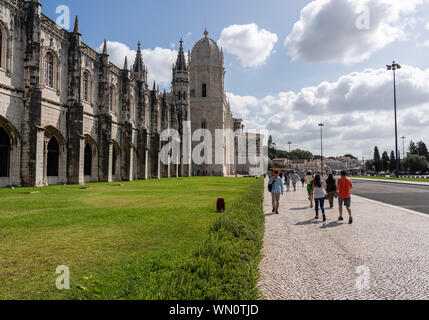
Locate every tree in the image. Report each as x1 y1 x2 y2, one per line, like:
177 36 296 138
389 151 396 172
417 141 429 161
406 155 428 173
374 147 382 172
382 151 389 172
344 154 357 160
409 141 418 155
365 160 375 171
268 135 276 160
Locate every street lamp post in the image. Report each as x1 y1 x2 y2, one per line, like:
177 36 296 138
387 61 401 177
401 136 406 160
318 123 324 175
287 141 293 169
401 136 406 173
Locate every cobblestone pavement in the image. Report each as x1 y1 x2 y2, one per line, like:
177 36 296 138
259 180 429 300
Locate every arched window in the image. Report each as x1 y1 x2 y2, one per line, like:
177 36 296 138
83 72 89 102
202 83 207 97
44 53 54 87
84 143 92 176
201 119 207 129
0 127 10 177
47 137 59 177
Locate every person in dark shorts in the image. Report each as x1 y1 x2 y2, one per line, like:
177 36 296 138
300 172 306 187
336 171 353 224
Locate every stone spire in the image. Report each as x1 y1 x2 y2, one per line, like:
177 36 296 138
102 39 108 55
123 56 128 70
132 41 145 81
175 38 187 71
73 16 80 34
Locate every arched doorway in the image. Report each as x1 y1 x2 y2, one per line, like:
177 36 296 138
47 137 59 178
84 143 92 177
111 142 121 182
0 116 21 187
0 127 10 178
84 135 98 183
44 126 67 186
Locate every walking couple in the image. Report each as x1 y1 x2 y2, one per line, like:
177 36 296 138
307 171 353 224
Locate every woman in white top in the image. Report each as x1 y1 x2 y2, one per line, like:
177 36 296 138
311 174 327 222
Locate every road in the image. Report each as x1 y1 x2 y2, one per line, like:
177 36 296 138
351 179 429 214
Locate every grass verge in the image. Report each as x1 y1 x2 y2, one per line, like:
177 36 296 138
76 177 265 300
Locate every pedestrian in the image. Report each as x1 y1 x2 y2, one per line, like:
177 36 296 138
300 172 306 187
284 171 291 192
291 171 299 192
279 171 283 179
269 171 284 215
305 171 314 208
311 174 327 221
326 174 337 208
336 170 353 224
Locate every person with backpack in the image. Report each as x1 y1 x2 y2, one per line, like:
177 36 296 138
326 174 337 208
311 174 327 221
337 171 353 224
305 171 314 208
269 171 284 215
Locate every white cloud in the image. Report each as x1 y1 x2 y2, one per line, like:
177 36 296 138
97 41 178 87
218 23 278 67
417 40 429 47
229 65 429 157
425 22 429 30
285 0 426 64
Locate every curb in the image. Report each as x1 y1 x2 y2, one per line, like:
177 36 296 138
351 177 429 187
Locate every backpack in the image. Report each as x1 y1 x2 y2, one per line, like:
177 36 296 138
268 178 275 192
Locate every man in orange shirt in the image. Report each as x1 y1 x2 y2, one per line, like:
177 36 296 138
336 171 353 224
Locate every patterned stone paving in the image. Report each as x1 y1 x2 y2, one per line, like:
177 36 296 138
259 179 429 300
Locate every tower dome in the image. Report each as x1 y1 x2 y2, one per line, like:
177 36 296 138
190 29 224 68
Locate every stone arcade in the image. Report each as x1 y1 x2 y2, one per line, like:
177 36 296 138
0 0 263 187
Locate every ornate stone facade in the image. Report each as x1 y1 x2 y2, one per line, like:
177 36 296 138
0 0 261 187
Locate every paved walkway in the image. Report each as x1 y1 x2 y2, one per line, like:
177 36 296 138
259 179 429 300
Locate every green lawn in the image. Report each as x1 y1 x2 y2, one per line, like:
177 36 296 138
0 177 259 300
354 176 429 183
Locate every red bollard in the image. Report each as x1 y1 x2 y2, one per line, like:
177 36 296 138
217 198 225 213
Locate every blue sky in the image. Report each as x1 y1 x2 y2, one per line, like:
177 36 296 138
42 0 429 158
